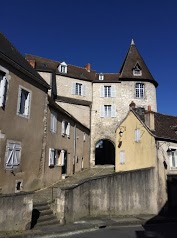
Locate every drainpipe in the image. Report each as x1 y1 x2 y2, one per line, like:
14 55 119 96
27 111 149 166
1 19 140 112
73 124 76 173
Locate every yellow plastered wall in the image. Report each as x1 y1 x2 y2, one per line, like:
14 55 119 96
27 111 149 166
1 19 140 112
115 111 156 172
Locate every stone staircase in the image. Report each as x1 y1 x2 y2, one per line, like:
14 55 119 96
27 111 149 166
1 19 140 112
31 202 59 229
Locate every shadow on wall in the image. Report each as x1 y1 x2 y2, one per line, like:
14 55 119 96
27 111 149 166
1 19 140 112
30 209 40 229
135 176 177 238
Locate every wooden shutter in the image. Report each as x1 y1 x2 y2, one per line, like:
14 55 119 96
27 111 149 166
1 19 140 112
100 105 105 117
72 83 76 95
53 112 57 133
81 85 86 96
100 86 104 97
111 85 116 97
61 150 65 166
61 121 65 136
111 105 116 117
49 148 55 166
24 92 30 116
66 123 70 138
120 151 125 164
0 76 7 107
135 129 140 142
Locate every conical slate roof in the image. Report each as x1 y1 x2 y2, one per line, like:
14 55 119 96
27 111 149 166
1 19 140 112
119 40 158 87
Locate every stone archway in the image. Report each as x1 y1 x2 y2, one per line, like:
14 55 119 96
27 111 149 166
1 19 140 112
95 139 115 165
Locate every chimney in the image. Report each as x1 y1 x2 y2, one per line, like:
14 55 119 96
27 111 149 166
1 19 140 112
129 101 136 109
145 105 155 131
27 59 36 69
84 63 90 72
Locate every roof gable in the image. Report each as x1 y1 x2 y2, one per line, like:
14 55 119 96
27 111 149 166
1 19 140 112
0 33 49 89
119 40 158 87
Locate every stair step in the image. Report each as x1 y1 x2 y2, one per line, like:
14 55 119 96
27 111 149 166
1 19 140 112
40 209 53 216
38 214 57 223
34 218 59 227
34 204 50 211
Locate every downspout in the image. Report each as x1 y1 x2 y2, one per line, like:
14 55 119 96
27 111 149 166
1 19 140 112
73 124 76 174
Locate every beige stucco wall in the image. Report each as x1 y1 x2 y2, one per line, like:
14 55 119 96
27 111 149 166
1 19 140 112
44 106 90 187
90 81 157 166
115 111 156 172
56 75 92 102
0 60 47 194
38 72 51 86
57 102 90 128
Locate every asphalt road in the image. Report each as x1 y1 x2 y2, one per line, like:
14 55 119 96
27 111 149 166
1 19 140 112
56 223 177 238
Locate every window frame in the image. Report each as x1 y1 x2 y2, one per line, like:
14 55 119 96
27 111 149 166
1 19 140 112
169 149 177 170
100 105 116 118
17 86 31 118
135 83 144 99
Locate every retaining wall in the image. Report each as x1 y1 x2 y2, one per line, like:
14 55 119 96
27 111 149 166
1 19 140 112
55 167 157 223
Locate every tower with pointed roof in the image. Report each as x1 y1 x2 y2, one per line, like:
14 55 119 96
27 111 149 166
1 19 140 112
90 39 158 166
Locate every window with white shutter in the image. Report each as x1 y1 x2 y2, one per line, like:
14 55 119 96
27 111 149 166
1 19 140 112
50 111 57 133
135 129 141 142
17 86 31 118
100 105 116 118
61 120 70 138
111 85 116 97
49 148 55 166
169 149 177 169
72 82 85 96
120 151 125 164
0 74 8 108
5 141 21 169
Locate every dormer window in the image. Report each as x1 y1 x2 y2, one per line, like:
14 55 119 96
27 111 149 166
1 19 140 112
99 73 104 80
58 62 67 74
133 63 142 76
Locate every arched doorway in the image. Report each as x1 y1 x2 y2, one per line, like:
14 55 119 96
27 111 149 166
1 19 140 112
95 139 115 165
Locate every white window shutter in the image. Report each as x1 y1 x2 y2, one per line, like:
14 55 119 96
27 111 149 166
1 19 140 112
6 144 15 167
175 150 177 167
61 150 65 166
100 86 104 97
17 87 22 113
61 121 65 135
111 85 116 97
0 76 7 107
111 105 116 117
120 151 125 164
100 105 105 117
72 83 76 95
24 93 30 116
53 112 57 133
82 85 86 96
49 148 54 166
66 123 70 138
135 129 140 142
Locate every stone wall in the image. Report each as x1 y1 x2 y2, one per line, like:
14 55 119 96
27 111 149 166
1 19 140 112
90 81 157 166
0 192 33 231
55 168 157 223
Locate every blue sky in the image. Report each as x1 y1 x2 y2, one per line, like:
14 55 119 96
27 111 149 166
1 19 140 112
1 0 177 115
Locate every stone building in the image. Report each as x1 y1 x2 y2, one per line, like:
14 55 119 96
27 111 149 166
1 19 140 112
26 39 158 168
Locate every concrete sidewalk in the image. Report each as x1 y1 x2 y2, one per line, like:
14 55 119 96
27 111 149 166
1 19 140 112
1 214 177 238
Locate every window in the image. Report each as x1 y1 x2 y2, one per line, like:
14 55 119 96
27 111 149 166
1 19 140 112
169 149 177 169
135 129 140 142
133 63 142 76
135 83 144 98
72 83 85 96
62 121 70 138
58 62 67 73
50 111 57 133
99 73 104 80
17 87 31 118
100 105 116 118
49 149 65 167
120 151 125 164
5 141 21 169
100 85 116 97
0 73 8 108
